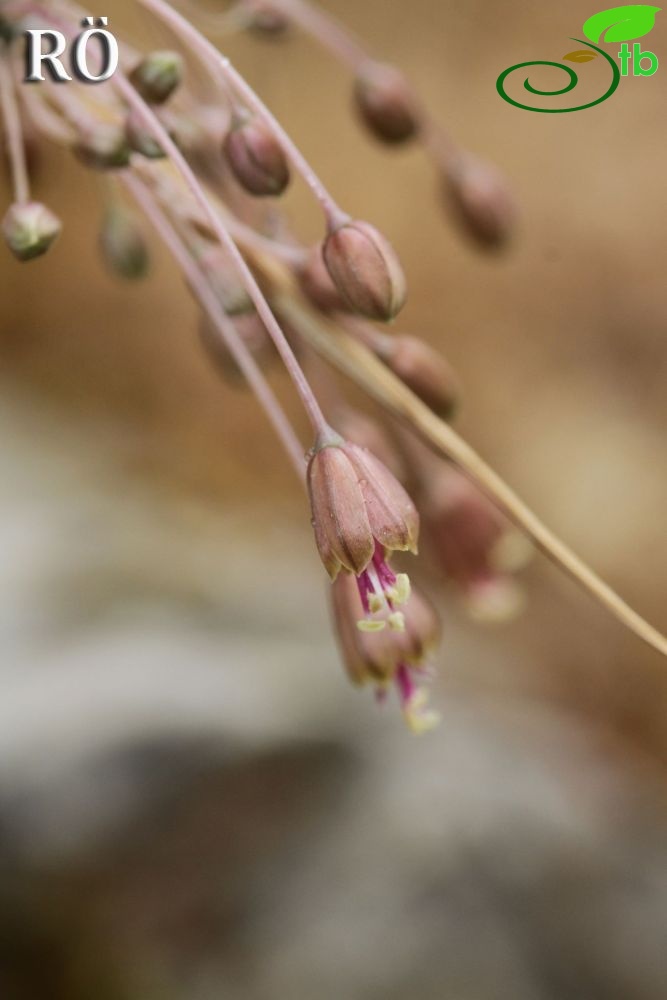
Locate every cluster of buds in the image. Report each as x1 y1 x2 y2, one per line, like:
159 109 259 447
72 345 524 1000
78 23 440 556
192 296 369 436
0 0 525 733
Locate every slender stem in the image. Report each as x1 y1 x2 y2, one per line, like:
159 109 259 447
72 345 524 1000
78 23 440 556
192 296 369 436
280 295 667 660
135 0 347 227
123 172 306 478
0 47 30 204
114 72 329 435
131 157 306 265
222 211 306 266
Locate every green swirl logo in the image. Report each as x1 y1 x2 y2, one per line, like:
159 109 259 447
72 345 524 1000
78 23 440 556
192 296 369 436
497 5 661 113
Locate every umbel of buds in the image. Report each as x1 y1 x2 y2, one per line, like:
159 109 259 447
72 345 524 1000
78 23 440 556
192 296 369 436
2 201 61 261
99 204 149 280
223 114 290 197
443 154 516 250
323 218 406 321
129 51 183 105
354 61 421 145
331 572 441 733
376 334 461 420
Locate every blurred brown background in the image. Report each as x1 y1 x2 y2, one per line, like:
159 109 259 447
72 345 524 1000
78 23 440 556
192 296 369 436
1 1 666 998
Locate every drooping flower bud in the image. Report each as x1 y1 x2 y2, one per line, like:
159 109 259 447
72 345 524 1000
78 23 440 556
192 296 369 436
307 437 375 580
323 218 406 322
296 243 350 314
74 123 131 170
307 434 418 582
376 335 461 420
129 51 183 105
223 115 290 197
99 204 149 280
443 154 516 250
2 201 61 261
125 109 165 159
423 465 530 622
331 572 441 733
353 61 421 145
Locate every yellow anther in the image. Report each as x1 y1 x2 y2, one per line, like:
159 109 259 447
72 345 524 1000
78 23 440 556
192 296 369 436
357 618 387 633
387 611 406 632
403 691 441 735
393 573 411 605
368 594 384 614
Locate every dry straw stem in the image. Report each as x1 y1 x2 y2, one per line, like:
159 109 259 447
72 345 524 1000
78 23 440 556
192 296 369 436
276 293 667 660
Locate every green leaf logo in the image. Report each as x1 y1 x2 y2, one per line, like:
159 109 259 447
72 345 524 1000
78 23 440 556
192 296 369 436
563 49 599 61
583 4 661 43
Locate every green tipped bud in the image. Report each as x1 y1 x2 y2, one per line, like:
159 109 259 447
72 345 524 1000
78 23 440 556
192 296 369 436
74 123 131 170
129 51 183 105
353 62 420 146
99 205 149 280
222 115 290 197
2 201 61 261
323 218 406 322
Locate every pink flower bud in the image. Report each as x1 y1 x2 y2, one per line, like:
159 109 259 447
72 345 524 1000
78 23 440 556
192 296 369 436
307 435 418 581
353 62 420 145
99 205 149 280
378 335 461 419
223 115 290 197
2 201 61 261
323 219 407 322
443 154 516 250
307 439 375 579
343 442 419 556
130 51 183 106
